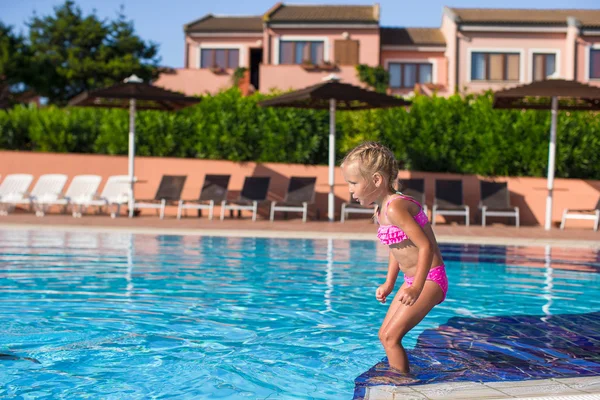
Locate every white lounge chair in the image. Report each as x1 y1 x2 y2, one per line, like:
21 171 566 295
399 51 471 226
81 175 132 218
0 174 34 215
560 198 600 231
41 175 102 217
27 174 69 216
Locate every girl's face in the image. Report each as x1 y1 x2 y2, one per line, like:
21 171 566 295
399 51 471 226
341 161 382 206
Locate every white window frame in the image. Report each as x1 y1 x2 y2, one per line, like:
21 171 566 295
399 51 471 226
466 48 526 83
384 58 439 87
528 49 561 82
198 44 246 69
273 36 330 66
584 43 600 81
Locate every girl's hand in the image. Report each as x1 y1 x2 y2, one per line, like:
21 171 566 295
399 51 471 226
398 286 422 306
376 283 393 304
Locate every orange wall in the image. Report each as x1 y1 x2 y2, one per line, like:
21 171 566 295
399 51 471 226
154 68 233 96
1 151 599 227
259 65 363 92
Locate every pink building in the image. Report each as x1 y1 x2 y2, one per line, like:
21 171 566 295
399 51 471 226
154 4 600 96
442 7 600 93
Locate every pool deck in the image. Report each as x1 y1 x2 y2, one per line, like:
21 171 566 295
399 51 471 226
365 376 600 399
2 213 600 400
0 213 599 248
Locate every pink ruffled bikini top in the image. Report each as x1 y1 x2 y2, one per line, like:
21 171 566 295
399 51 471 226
377 193 429 245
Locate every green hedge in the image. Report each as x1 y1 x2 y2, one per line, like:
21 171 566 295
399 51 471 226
1 88 599 179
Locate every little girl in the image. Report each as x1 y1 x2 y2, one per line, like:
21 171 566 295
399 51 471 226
341 142 448 373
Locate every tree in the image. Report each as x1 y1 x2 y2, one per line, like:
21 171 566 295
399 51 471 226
0 22 29 108
23 0 160 105
356 64 390 94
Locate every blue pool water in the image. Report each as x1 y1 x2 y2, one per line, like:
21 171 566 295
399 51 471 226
0 229 599 399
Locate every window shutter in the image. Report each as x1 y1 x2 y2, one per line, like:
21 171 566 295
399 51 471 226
334 39 359 65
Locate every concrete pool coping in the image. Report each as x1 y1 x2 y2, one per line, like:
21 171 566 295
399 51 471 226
365 376 600 399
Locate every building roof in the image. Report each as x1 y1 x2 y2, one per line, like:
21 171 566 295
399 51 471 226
264 3 379 24
448 7 600 28
380 27 446 46
185 15 264 33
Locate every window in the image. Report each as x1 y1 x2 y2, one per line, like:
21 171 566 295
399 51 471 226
591 49 600 80
471 52 520 81
200 49 239 69
533 53 556 81
388 63 433 88
279 41 324 65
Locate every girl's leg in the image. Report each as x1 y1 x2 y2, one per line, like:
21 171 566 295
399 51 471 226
379 281 443 372
379 282 407 341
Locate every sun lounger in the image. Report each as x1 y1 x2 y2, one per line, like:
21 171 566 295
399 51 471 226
132 175 187 219
38 175 103 217
0 174 34 215
479 180 519 227
221 176 271 221
270 176 316 223
560 197 600 231
177 174 231 220
340 195 375 223
80 175 132 218
21 174 69 217
432 179 469 226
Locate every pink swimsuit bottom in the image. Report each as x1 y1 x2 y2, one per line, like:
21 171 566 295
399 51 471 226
377 193 449 304
404 265 448 304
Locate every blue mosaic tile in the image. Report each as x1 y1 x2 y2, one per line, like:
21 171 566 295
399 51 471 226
354 311 600 399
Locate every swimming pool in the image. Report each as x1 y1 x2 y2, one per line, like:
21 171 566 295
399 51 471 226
0 229 599 399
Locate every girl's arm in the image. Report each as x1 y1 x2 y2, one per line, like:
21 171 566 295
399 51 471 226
376 251 400 303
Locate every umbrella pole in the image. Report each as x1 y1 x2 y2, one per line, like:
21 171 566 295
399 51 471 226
544 96 558 230
328 98 336 222
128 98 136 218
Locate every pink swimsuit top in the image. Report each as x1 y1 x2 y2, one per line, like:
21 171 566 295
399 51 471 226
377 193 429 245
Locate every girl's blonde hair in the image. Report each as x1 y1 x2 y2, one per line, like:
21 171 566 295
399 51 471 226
341 141 399 193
